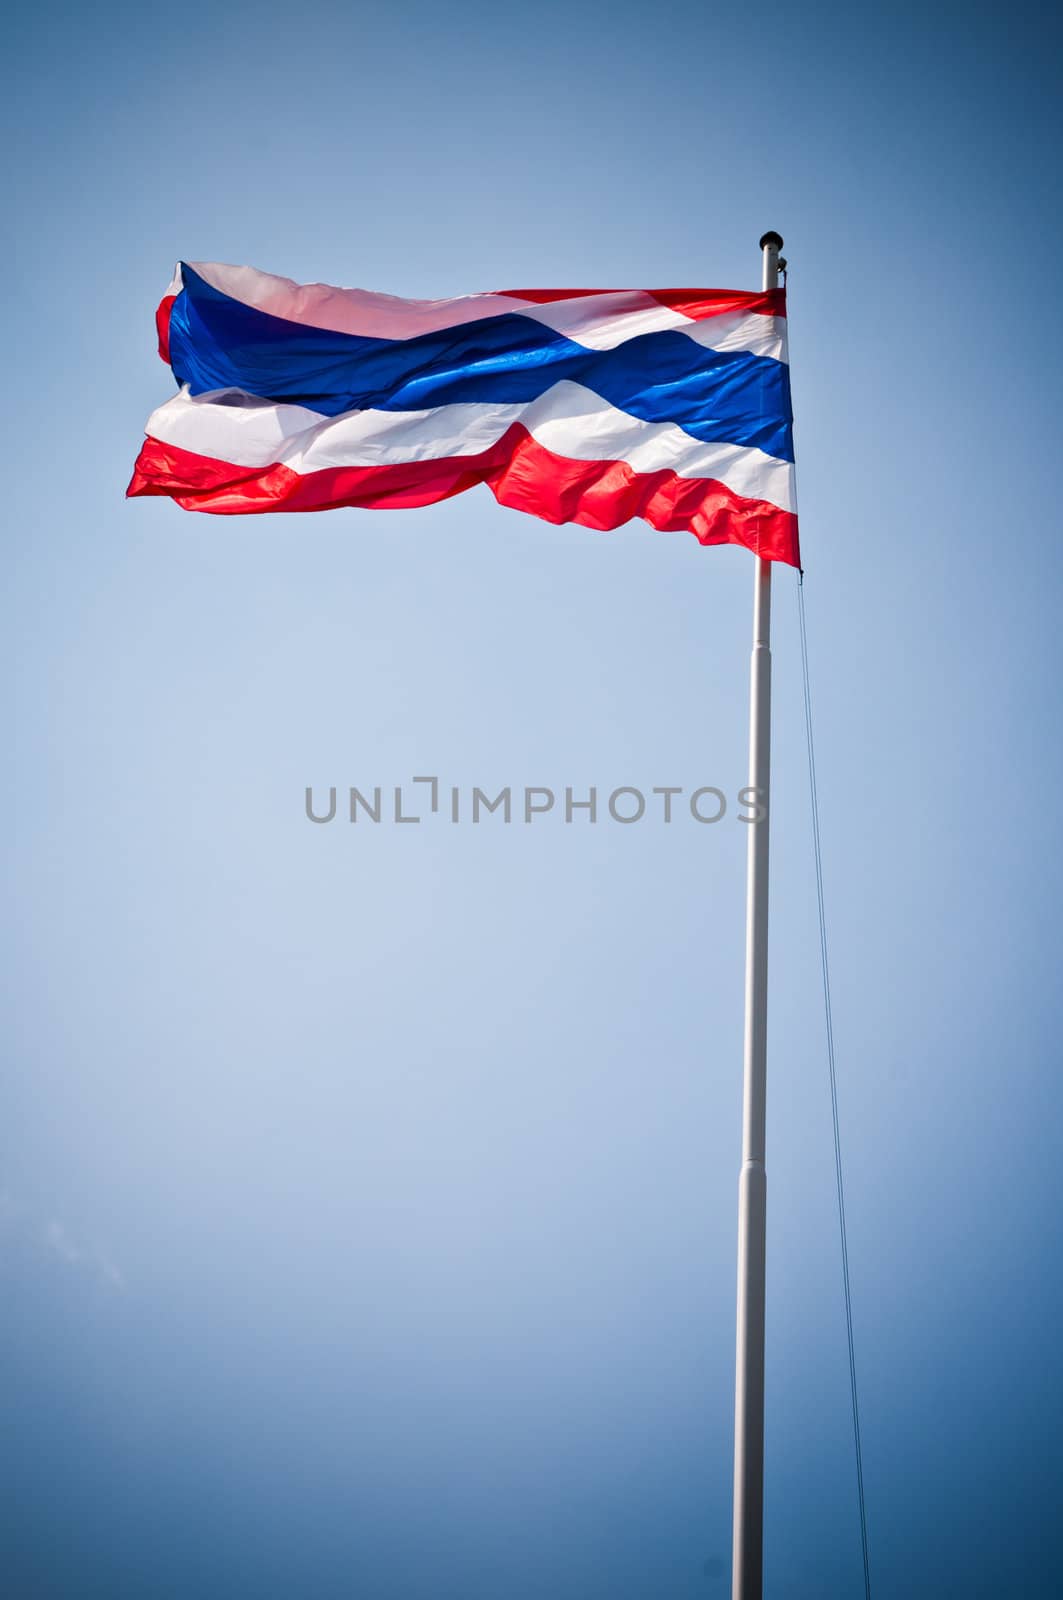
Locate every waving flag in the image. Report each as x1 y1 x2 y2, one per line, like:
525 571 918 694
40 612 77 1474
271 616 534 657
127 262 799 565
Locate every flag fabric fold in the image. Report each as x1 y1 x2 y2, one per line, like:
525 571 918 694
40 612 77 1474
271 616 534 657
128 262 799 565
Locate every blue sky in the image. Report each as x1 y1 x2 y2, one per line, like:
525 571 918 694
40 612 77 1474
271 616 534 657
4 2 1062 1595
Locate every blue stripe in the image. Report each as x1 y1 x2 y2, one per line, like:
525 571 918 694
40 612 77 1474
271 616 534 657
169 265 794 462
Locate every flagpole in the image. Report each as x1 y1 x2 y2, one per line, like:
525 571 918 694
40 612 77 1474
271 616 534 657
731 229 783 1600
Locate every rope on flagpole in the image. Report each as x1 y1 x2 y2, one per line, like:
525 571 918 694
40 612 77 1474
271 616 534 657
797 573 872 1600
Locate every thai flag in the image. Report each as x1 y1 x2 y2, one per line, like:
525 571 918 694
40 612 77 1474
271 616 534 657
127 262 799 566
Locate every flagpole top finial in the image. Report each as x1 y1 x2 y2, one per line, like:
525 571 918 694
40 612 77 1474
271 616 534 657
759 231 784 251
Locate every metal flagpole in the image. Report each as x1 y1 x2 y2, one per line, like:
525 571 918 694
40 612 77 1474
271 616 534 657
731 229 783 1600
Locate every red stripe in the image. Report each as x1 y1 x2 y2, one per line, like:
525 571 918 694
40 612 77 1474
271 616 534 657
127 431 799 565
498 288 623 304
647 287 786 321
156 293 177 364
501 288 786 321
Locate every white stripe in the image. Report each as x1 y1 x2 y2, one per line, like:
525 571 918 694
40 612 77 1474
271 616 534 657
513 291 690 346
684 309 788 362
145 384 795 512
517 294 787 360
185 262 787 362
